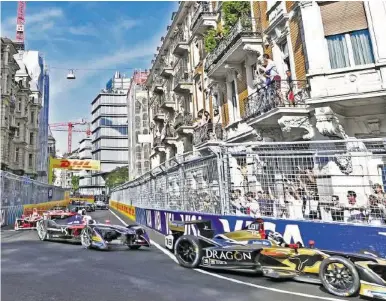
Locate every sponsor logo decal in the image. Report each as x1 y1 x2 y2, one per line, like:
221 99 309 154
247 239 272 246
205 249 252 261
288 254 325 271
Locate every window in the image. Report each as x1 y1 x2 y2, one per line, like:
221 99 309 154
15 123 20 137
320 2 374 69
28 154 33 168
279 41 291 73
231 80 238 121
326 30 374 69
135 102 141 114
18 98 22 111
30 111 34 124
29 132 34 145
15 148 19 162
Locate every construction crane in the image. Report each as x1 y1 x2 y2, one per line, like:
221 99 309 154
15 1 26 51
49 119 91 153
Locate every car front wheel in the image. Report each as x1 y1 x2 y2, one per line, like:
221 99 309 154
174 235 202 268
36 221 48 241
319 256 360 297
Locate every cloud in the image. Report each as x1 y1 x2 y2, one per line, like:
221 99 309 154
120 19 139 30
68 24 98 36
1 8 64 40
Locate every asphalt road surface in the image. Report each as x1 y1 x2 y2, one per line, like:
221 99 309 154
1 209 362 301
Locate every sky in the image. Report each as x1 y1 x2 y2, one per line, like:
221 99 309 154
1 1 178 154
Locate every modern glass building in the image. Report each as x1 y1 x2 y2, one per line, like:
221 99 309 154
90 72 131 194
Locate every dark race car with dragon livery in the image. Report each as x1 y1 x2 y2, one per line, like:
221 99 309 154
164 218 386 300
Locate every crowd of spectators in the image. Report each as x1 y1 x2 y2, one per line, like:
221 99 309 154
230 183 386 225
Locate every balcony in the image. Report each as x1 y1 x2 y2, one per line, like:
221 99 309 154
153 136 165 152
242 80 311 127
173 66 193 94
152 78 164 94
174 112 194 135
204 17 263 77
171 30 189 57
191 2 217 36
193 123 224 146
162 122 178 145
159 93 175 110
152 104 165 122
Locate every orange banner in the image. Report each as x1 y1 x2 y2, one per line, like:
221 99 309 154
50 158 101 171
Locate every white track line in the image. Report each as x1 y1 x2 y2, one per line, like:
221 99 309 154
108 209 346 301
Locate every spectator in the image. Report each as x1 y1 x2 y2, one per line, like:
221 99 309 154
286 70 295 106
330 195 345 221
346 191 366 223
367 194 386 225
257 191 274 217
245 192 260 217
230 189 247 215
373 184 386 205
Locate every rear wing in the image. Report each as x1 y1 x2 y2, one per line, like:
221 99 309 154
168 220 214 239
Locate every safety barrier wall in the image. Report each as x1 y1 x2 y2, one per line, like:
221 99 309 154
108 200 386 258
0 171 69 227
134 207 386 258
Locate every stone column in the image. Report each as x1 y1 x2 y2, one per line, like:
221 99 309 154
299 1 330 74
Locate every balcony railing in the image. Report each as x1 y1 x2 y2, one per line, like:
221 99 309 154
153 78 164 93
171 29 188 56
191 2 216 30
154 136 162 147
174 65 192 90
193 123 223 145
204 17 261 71
242 80 311 120
174 112 193 130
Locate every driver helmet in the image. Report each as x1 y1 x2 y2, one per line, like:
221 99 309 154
268 231 285 245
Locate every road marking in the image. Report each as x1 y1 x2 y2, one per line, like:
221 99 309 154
108 209 346 301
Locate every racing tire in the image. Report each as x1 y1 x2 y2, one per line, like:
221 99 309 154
174 235 203 269
36 221 48 241
319 256 360 297
80 227 93 249
128 245 141 250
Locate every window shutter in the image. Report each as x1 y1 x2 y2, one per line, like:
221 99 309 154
319 1 368 36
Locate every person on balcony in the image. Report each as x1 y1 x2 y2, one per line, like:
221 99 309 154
286 70 295 107
258 54 282 109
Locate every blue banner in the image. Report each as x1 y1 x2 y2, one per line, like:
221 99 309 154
134 207 386 258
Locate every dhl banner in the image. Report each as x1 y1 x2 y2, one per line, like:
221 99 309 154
23 199 71 215
48 158 101 184
110 201 136 221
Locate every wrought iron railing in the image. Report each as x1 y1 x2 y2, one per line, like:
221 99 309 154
204 17 261 71
242 80 311 119
193 123 223 145
191 2 215 30
174 64 192 88
174 112 194 129
152 103 161 118
171 29 188 54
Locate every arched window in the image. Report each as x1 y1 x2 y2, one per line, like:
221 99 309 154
135 116 141 129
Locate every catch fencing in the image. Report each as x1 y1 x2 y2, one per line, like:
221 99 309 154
111 138 386 226
0 171 67 226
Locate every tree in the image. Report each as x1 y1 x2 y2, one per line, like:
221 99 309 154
71 175 80 192
104 166 129 190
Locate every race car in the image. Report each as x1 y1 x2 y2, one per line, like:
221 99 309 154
165 219 386 300
94 200 108 210
14 208 42 230
85 203 96 212
80 221 150 250
36 211 90 242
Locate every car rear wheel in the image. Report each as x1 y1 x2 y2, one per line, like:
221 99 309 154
319 256 360 297
81 227 93 249
36 221 48 241
174 235 202 268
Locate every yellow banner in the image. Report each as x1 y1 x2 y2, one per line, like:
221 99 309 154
48 157 101 184
110 201 136 221
23 199 71 215
50 158 101 171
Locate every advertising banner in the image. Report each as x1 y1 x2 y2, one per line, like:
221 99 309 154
23 199 71 215
50 158 101 171
134 207 386 258
110 201 136 220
